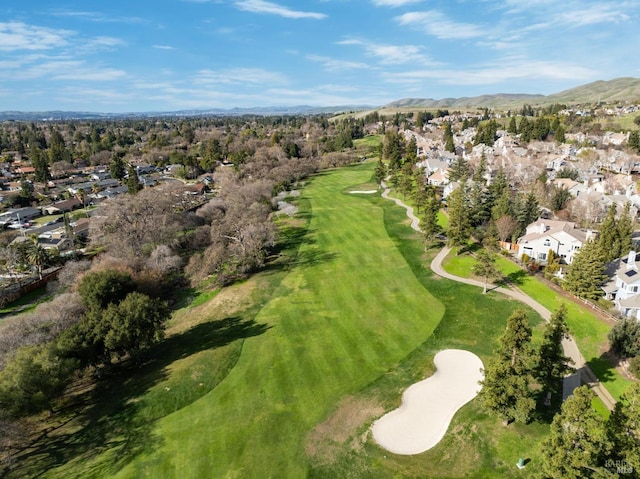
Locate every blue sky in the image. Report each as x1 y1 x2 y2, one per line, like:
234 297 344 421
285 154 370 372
1 0 640 112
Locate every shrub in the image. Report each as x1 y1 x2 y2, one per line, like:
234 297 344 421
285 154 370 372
608 317 640 358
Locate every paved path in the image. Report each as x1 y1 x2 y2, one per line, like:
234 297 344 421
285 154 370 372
380 182 617 410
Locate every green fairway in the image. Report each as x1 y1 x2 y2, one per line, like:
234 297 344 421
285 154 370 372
111 163 445 478
24 162 556 479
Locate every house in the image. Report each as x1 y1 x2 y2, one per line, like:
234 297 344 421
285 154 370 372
0 207 41 227
427 169 449 186
182 183 208 195
42 198 82 215
89 171 111 181
96 185 128 199
551 178 587 197
516 219 595 265
602 251 640 318
603 132 629 146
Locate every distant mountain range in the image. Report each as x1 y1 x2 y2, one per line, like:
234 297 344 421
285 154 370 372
2 77 640 121
383 77 640 109
0 105 371 122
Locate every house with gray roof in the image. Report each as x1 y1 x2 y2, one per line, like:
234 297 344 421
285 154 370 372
516 219 595 265
602 250 640 319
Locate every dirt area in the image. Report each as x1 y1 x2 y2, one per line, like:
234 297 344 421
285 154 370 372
305 395 384 465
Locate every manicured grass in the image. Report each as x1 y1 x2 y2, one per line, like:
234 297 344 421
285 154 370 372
354 135 382 150
18 162 557 479
32 214 63 225
307 191 550 478
437 210 448 230
444 249 632 400
115 164 448 478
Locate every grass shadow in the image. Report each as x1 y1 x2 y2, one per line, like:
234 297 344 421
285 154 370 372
503 269 529 286
586 351 618 386
7 317 270 479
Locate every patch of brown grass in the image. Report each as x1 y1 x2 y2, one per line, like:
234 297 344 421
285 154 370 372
305 395 384 465
168 280 258 335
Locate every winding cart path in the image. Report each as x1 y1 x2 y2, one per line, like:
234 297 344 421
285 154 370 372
380 182 616 410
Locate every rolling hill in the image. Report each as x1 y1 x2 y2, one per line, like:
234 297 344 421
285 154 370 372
383 77 640 110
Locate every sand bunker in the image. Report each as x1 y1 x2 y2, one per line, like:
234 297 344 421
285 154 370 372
348 190 378 194
372 349 484 455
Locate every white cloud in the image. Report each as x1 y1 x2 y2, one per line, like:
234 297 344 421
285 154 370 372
77 36 127 54
383 59 597 87
48 10 146 24
153 45 176 50
306 54 370 71
338 39 438 66
15 60 126 81
556 5 629 27
54 87 134 107
234 0 327 19
498 0 633 27
90 36 126 47
395 11 483 39
0 22 71 51
372 0 421 6
194 67 289 86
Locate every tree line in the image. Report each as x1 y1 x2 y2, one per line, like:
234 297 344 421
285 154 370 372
479 307 640 478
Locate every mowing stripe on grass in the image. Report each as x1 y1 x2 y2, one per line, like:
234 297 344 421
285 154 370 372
111 163 446 479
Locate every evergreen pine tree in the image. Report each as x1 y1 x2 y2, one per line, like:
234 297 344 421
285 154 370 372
564 240 607 300
446 187 472 251
515 191 540 232
443 122 455 153
491 188 513 221
373 158 387 186
448 156 470 182
606 383 640 474
110 153 127 180
405 136 418 164
383 131 404 171
534 304 574 401
507 116 518 134
629 130 640 154
540 386 611 478
597 204 620 263
31 147 51 183
127 164 142 195
615 202 634 258
519 117 533 142
472 154 487 183
478 309 535 424
420 187 441 246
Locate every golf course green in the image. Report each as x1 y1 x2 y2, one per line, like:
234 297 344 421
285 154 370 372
31 161 551 479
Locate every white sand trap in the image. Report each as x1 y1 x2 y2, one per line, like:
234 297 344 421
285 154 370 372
372 349 484 455
348 190 378 194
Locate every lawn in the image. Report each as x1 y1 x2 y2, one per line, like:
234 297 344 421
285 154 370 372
443 249 632 400
0 284 51 317
307 190 551 478
116 164 447 478
16 162 556 479
354 134 382 150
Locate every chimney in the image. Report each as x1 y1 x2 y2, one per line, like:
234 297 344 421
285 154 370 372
538 222 546 234
628 250 637 270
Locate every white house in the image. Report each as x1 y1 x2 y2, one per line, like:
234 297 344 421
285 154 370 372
516 219 594 265
602 250 640 319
